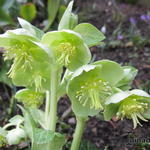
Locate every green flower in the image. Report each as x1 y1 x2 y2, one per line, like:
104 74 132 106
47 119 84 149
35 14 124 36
67 60 124 117
104 89 150 129
15 89 44 108
0 29 51 92
41 30 91 70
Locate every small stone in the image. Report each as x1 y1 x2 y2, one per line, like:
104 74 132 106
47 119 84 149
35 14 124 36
68 117 76 125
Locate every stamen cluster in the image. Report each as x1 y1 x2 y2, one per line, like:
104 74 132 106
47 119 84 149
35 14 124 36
117 98 148 128
56 42 76 66
4 44 33 78
76 79 112 110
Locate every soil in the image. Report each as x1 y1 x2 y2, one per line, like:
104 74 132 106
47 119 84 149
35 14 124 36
0 0 150 150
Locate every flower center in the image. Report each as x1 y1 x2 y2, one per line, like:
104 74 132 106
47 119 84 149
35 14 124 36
76 79 112 110
5 44 33 78
56 42 76 66
117 98 148 128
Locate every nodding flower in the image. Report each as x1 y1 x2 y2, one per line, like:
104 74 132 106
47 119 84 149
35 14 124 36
117 98 148 128
0 29 50 92
41 30 91 71
105 90 150 129
15 89 44 108
67 60 124 117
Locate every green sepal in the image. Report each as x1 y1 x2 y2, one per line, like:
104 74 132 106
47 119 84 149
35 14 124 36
93 60 124 85
67 65 104 117
116 66 138 90
74 23 105 47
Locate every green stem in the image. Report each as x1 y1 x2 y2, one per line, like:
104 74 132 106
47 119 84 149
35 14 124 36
71 117 87 150
45 91 50 129
48 70 58 131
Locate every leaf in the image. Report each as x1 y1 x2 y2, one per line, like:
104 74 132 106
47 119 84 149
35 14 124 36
18 17 44 40
32 129 66 150
33 128 55 144
0 10 14 26
58 1 74 30
44 0 61 31
18 105 37 140
29 108 46 129
20 3 37 22
74 23 105 47
9 115 24 125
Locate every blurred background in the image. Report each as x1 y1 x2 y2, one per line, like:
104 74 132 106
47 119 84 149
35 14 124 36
0 0 150 150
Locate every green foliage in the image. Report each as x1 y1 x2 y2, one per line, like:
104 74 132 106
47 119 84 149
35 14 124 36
20 3 37 22
74 23 105 47
79 140 98 150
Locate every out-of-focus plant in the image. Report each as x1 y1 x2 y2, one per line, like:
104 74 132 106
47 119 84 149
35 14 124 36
0 1 149 150
20 3 37 22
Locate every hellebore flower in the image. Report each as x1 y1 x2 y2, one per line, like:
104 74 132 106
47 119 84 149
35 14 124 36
6 128 26 145
0 29 51 92
15 89 44 108
67 60 124 117
41 30 91 71
104 89 150 129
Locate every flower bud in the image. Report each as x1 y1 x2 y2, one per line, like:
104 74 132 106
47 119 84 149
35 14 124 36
6 128 26 145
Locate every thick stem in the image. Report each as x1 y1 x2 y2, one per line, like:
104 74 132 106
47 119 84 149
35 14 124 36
48 70 58 131
71 117 87 150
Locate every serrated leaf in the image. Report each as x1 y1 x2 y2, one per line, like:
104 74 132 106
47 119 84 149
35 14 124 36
74 23 105 47
32 129 66 150
33 128 54 144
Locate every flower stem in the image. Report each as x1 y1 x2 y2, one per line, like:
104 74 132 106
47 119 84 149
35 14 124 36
48 69 58 131
45 90 50 129
71 117 87 150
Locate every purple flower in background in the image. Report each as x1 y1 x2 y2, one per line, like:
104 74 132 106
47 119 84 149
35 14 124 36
140 15 147 21
147 14 150 21
129 17 136 25
117 35 124 40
